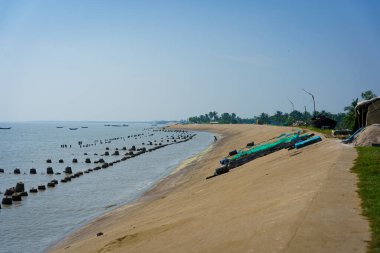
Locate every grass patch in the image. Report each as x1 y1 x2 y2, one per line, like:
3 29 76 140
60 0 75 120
298 126 332 135
352 147 380 253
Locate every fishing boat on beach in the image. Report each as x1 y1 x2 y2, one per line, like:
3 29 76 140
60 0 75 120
208 131 319 178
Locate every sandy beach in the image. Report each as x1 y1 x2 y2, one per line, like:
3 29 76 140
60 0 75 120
48 124 369 253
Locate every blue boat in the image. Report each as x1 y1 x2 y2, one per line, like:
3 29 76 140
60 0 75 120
295 136 322 149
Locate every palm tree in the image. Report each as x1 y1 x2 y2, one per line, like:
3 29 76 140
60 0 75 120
258 113 269 124
361 90 377 100
208 112 214 121
344 98 359 112
208 111 219 122
343 98 359 130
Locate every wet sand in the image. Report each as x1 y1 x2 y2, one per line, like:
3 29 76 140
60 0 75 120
48 124 369 253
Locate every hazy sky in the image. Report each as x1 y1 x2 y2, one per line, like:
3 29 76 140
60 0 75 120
1 0 379 121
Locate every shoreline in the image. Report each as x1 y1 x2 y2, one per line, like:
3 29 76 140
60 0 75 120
46 128 218 253
48 124 369 253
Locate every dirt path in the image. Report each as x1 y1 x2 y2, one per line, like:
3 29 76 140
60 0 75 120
48 124 369 253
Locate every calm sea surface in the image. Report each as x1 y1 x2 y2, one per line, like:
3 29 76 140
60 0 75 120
0 122 213 253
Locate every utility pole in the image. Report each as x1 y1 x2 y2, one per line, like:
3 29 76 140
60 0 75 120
288 99 295 112
304 106 307 122
302 89 316 116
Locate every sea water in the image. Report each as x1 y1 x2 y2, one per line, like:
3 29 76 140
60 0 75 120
0 122 213 253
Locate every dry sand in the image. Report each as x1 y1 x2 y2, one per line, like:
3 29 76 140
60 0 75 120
48 124 369 253
353 124 380 147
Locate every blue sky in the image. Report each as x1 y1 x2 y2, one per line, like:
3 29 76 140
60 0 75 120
0 0 379 121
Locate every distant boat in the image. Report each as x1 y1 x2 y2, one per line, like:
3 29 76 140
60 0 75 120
0 127 11 130
69 128 78 130
56 126 64 128
122 124 129 127
81 126 88 128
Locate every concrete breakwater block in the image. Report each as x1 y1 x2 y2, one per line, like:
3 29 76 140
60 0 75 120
29 188 38 193
12 194 22 201
64 167 72 174
4 188 15 196
74 172 83 178
47 167 54 175
2 197 12 205
15 182 25 193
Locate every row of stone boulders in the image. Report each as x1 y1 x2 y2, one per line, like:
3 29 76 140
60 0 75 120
2 182 28 206
46 158 92 164
41 131 192 166
1 132 197 208
4 135 193 175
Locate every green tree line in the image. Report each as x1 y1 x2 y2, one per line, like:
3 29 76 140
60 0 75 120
188 90 377 130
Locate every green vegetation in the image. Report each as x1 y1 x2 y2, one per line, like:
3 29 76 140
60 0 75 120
298 126 332 135
188 110 344 127
188 111 256 124
188 90 376 130
352 147 380 253
343 90 377 130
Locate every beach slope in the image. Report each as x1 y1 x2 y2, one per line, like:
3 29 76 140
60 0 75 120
48 124 369 253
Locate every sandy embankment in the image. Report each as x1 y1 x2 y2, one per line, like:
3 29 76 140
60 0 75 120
48 124 369 253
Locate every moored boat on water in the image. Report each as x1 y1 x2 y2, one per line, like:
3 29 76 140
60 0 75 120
0 127 11 130
69 128 78 130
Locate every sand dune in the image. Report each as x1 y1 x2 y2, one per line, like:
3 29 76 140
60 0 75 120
48 124 369 253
